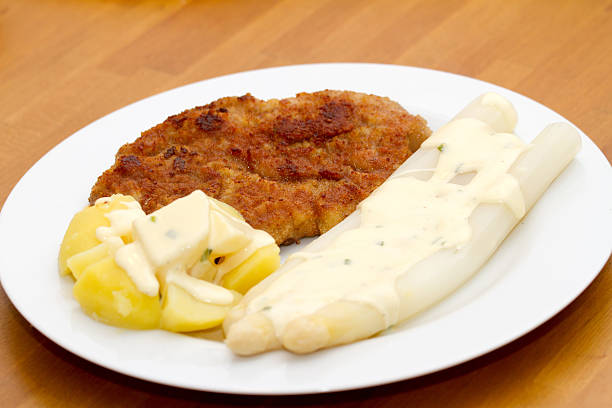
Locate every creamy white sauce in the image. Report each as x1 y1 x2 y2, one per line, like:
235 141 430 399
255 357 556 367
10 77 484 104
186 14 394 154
95 200 145 243
94 197 112 205
102 236 124 255
208 210 252 257
115 241 159 296
246 118 528 334
166 268 234 305
132 191 210 269
98 191 272 305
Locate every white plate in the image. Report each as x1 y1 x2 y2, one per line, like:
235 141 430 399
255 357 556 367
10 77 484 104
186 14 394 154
0 64 610 395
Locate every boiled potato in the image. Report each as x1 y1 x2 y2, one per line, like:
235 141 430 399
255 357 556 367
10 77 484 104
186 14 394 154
73 256 161 329
209 197 244 221
161 283 241 332
59 206 109 276
66 242 110 280
221 244 280 294
59 195 135 276
61 193 279 333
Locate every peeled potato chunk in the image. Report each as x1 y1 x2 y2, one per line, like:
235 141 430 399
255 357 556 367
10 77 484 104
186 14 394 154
60 191 279 334
209 197 244 221
161 283 241 332
73 256 161 329
59 206 109 276
221 244 280 294
66 242 110 280
59 195 135 275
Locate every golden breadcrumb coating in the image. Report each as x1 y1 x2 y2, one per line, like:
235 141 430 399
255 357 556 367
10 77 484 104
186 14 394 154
90 90 431 244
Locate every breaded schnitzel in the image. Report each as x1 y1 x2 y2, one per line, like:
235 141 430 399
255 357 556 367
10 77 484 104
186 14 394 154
89 90 431 244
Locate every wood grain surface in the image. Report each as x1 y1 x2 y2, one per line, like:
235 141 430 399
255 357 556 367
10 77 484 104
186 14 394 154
1 0 610 406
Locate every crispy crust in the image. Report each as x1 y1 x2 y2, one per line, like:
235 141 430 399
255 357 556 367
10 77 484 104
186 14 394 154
89 90 431 244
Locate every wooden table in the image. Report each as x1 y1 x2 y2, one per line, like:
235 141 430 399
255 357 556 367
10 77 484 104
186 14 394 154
1 0 610 406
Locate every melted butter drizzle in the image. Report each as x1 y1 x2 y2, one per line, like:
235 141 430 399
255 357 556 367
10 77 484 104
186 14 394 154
247 118 528 333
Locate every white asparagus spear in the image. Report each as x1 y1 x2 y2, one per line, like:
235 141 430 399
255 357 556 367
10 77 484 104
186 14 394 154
223 94 581 355
394 122 581 322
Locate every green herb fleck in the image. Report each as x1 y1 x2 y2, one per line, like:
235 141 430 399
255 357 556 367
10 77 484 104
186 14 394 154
377 240 385 246
200 248 212 262
344 258 352 265
149 215 157 222
437 143 445 152
262 306 272 311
